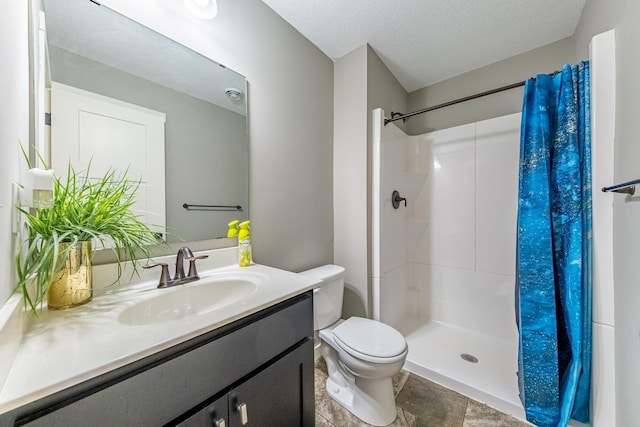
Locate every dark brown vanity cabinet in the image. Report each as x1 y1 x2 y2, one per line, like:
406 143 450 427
179 341 311 427
2 292 314 427
177 395 228 427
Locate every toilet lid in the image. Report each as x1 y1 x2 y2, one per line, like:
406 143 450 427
332 317 407 358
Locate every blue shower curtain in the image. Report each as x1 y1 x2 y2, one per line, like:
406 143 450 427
516 62 591 427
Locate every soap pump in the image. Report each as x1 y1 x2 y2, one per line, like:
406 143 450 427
238 220 252 267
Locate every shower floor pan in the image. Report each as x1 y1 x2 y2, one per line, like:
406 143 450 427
395 317 527 421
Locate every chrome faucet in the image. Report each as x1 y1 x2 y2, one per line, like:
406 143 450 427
143 247 209 288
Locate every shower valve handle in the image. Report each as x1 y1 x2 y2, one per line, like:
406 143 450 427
392 190 407 209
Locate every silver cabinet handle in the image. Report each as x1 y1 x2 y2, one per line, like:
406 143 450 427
214 419 226 427
236 402 248 425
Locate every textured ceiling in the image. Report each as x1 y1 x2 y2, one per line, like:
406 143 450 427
261 0 586 92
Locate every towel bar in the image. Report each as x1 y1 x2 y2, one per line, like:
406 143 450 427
182 203 243 211
601 178 640 195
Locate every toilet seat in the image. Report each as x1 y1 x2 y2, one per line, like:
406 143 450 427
332 317 407 363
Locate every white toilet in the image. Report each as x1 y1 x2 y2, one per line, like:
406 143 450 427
300 265 408 426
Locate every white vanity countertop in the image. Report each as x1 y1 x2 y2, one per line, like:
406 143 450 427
0 249 320 415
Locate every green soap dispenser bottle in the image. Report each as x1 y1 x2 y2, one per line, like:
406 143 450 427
238 220 252 267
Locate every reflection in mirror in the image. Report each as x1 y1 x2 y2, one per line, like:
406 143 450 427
39 0 249 244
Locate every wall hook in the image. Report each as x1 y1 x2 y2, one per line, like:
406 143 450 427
392 190 407 209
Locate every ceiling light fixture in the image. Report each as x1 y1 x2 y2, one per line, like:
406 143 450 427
184 0 218 20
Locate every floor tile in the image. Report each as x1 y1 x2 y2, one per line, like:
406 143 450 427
395 375 468 427
393 369 411 397
462 400 533 427
391 407 418 427
315 413 335 427
314 357 530 427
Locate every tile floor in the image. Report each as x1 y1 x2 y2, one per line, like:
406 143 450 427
314 358 533 427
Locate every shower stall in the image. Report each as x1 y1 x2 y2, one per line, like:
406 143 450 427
371 109 525 417
367 30 615 425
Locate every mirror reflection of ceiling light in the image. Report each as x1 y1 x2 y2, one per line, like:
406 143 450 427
184 0 218 19
225 87 244 102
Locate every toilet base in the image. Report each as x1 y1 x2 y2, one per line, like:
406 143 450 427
326 374 397 426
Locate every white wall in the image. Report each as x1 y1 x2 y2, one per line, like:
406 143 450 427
573 1 640 424
0 0 335 307
0 2 29 304
590 29 617 427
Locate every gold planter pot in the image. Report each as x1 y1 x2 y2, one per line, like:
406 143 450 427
48 241 93 309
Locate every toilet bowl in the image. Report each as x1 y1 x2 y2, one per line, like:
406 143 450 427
300 265 408 426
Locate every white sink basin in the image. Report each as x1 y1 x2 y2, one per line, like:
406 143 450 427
118 277 259 326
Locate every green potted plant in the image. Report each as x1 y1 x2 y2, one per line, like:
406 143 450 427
16 161 162 313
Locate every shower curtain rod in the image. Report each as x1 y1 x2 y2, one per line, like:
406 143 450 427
384 80 526 126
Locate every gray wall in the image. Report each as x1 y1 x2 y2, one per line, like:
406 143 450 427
210 0 335 272
333 45 408 318
406 38 574 135
48 46 248 243
6 2 640 422
573 0 640 424
367 46 409 135
0 0 334 304
58 0 335 273
71 0 333 271
334 45 369 318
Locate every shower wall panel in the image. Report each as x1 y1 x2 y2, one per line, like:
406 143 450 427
411 113 520 339
412 123 476 270
373 109 521 340
372 109 418 326
475 115 520 276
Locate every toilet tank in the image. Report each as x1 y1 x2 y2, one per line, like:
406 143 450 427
299 264 345 331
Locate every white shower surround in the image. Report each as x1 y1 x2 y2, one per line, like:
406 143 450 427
371 29 616 426
372 109 525 418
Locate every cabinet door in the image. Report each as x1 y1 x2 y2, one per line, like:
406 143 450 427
229 341 314 427
176 395 228 427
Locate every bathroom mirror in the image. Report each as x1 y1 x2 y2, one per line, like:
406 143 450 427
34 0 249 245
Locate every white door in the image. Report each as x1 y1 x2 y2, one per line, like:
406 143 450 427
50 82 166 237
